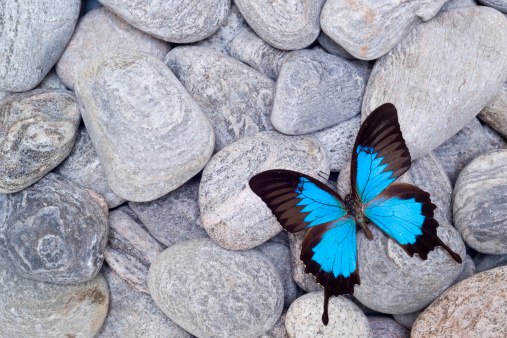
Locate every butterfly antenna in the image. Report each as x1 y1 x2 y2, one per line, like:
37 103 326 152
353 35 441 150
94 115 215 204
317 171 341 194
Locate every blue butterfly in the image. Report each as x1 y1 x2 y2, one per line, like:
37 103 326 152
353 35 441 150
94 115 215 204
249 103 462 325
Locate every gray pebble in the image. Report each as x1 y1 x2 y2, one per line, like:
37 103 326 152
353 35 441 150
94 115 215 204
165 46 274 151
0 0 80 91
454 254 476 284
478 81 507 138
0 89 80 194
478 0 507 12
148 238 284 338
483 123 507 150
260 311 288 338
0 173 108 283
473 253 507 273
234 0 325 50
272 50 365 135
362 7 507 160
368 317 410 338
56 6 171 90
439 0 479 12
36 68 68 90
453 150 507 254
393 311 423 330
321 0 447 60
317 31 356 60
288 231 321 293
199 131 329 250
97 0 230 43
0 267 108 338
75 50 214 202
128 177 208 247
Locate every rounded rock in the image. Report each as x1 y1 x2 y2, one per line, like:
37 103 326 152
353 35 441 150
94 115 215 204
473 253 507 273
367 317 410 338
479 81 507 138
478 0 507 12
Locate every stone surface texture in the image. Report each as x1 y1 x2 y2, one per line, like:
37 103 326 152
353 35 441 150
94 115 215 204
0 0 80 92
478 0 507 12
393 310 423 330
97 0 230 43
362 7 507 160
75 51 214 202
36 68 68 90
199 132 329 250
473 253 507 273
259 311 288 338
367 317 410 338
453 150 507 254
321 0 447 60
317 31 356 60
165 46 275 151
56 6 171 90
0 89 80 193
411 266 507 337
454 254 475 284
148 238 284 338
288 230 321 293
483 123 507 150
479 81 507 138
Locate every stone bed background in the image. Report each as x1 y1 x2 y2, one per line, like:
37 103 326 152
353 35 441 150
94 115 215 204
1 0 507 337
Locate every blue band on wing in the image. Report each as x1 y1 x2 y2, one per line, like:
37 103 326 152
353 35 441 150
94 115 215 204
355 145 395 204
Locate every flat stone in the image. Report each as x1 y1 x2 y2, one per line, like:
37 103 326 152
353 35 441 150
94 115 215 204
368 317 410 338
362 7 507 160
199 131 329 250
0 0 80 91
0 89 80 193
75 51 214 202
260 311 288 338
0 267 108 338
473 253 507 273
148 238 284 338
453 150 507 254
97 266 191 338
478 0 507 12
393 311 423 330
128 177 208 247
165 46 275 151
234 0 325 50
56 6 171 90
411 266 507 337
479 81 507 138
321 0 447 60
0 173 108 283
317 31 356 60
271 50 365 135
104 209 164 294
285 292 372 337
227 28 288 80
97 0 230 43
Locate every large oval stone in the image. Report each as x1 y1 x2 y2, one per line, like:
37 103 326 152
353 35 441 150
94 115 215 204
75 51 214 202
148 238 284 338
362 7 507 160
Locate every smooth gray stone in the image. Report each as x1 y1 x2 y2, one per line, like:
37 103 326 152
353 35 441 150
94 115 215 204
56 6 171 90
148 238 284 338
483 123 507 150
0 89 80 193
321 0 447 60
234 0 325 50
288 231 321 293
478 0 507 12
97 266 191 338
479 81 507 138
0 267 108 338
268 229 290 247
54 125 126 208
440 0 479 12
199 131 329 250
128 177 208 247
0 0 80 92
227 28 288 80
260 311 288 338
165 46 274 151
393 311 423 330
97 0 230 43
36 68 68 90
317 31 356 60
313 115 361 172
434 118 491 185
362 7 507 160
0 173 108 283
256 241 299 308
75 51 214 202
455 254 476 284
473 253 507 273
453 150 507 254
368 317 410 338
285 292 372 337
104 209 164 294
272 50 365 135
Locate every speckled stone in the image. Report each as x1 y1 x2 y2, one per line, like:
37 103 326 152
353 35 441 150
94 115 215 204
0 0 80 92
411 266 507 337
367 317 410 338
199 131 329 250
473 253 507 273
97 0 230 43
0 267 108 338
56 6 171 90
165 46 274 151
128 177 208 247
234 0 325 50
478 0 507 12
285 292 372 337
317 31 356 60
288 230 321 293
0 173 108 283
362 7 507 160
97 266 191 338
260 311 288 338
479 81 507 138
75 51 214 202
321 0 447 60
148 238 284 338
453 150 507 254
0 89 80 193
271 50 365 135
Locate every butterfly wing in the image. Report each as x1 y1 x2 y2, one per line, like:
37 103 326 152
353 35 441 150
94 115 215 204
364 183 462 263
351 103 412 204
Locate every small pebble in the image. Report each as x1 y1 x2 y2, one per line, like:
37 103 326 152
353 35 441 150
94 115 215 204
367 316 410 338
479 81 507 138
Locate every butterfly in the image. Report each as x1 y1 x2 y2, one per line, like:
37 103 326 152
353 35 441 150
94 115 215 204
249 103 462 325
